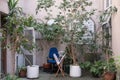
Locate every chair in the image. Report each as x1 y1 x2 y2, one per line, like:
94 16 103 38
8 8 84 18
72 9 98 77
53 53 66 77
47 47 59 72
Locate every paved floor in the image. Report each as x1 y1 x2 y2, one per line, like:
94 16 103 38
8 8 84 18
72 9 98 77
20 69 102 80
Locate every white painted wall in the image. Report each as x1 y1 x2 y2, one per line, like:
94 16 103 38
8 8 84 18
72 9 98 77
112 0 120 56
90 0 104 29
0 0 9 14
112 1 120 79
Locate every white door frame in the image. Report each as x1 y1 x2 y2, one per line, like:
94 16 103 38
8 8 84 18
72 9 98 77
24 27 36 65
16 27 36 71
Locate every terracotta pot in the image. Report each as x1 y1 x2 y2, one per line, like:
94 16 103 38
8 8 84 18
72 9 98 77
43 63 51 69
103 72 116 80
19 69 27 77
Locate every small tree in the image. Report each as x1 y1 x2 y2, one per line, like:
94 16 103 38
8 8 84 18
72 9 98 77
37 0 95 65
3 0 35 74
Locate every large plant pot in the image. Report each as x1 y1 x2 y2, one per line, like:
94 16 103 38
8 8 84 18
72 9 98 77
43 63 51 72
19 69 27 77
70 65 81 77
27 65 39 78
43 63 51 69
103 72 116 80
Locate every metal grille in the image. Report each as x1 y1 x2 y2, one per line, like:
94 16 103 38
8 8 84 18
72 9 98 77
25 55 33 66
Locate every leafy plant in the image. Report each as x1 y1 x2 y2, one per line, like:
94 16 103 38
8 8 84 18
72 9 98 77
114 56 120 79
99 6 117 74
103 58 116 72
18 66 26 72
100 7 117 55
90 60 104 77
22 16 38 27
2 0 35 74
35 23 64 41
80 61 91 70
59 0 95 65
100 6 117 25
4 74 21 80
80 60 104 77
8 0 22 16
36 0 55 13
114 56 120 71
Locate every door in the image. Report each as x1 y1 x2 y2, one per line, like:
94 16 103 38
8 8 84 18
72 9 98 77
1 35 7 74
24 27 36 66
0 14 7 74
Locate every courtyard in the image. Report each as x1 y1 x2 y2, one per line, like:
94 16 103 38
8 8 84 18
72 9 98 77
0 0 120 80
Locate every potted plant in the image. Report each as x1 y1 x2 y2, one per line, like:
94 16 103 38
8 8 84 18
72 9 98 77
99 6 117 80
18 66 27 77
4 0 40 76
4 0 36 75
57 0 95 77
102 58 116 80
26 65 39 79
23 49 39 78
21 45 39 79
37 0 95 77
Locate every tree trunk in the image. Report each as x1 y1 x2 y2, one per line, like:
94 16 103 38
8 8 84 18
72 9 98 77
11 49 16 75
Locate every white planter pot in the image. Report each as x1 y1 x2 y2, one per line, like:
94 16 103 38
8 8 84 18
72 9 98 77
27 65 39 78
70 65 81 77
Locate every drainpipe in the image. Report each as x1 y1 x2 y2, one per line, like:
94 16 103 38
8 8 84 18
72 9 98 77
0 13 1 73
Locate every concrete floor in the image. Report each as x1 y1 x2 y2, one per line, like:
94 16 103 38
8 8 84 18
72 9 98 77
20 69 102 80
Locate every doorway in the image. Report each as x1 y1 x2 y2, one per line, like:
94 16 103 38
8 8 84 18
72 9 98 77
0 13 7 74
